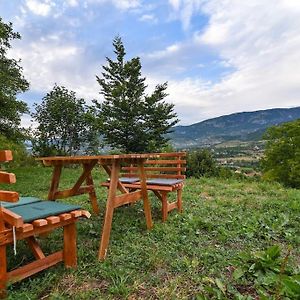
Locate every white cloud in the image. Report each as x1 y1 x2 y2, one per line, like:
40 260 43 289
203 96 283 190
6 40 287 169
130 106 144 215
9 35 102 103
154 0 300 124
65 0 78 7
146 42 182 59
25 0 54 16
85 0 141 10
139 14 157 23
168 0 202 30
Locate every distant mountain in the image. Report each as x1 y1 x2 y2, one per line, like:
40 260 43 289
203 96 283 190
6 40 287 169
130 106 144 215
169 107 300 148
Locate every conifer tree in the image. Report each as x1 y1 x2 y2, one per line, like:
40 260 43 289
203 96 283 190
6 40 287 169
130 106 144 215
94 36 178 153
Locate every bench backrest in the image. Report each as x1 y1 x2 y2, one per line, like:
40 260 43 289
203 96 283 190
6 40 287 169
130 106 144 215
0 150 19 203
121 152 186 179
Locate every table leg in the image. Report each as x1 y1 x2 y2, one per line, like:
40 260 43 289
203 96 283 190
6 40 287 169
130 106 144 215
98 160 120 260
48 165 62 200
138 162 153 230
84 164 100 215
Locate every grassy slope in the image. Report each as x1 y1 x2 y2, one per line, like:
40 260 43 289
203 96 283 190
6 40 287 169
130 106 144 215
2 166 300 299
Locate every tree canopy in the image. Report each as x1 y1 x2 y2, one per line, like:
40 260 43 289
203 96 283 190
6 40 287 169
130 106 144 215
94 36 178 153
0 17 29 141
32 85 100 156
261 119 300 188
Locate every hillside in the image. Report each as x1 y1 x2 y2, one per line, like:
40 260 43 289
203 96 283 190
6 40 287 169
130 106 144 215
170 107 300 148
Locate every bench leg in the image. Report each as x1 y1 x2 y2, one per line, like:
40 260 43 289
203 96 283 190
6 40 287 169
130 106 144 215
98 160 119 260
63 223 77 268
84 165 100 215
0 245 7 299
177 188 183 212
161 192 168 222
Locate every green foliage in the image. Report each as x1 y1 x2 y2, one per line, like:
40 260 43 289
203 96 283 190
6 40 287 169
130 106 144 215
32 85 100 156
4 167 300 299
0 18 29 141
0 134 31 166
261 119 300 188
234 245 300 299
187 149 218 177
94 36 178 153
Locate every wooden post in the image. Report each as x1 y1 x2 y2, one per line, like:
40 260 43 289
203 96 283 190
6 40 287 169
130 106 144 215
98 160 120 260
137 161 153 229
0 208 7 299
84 164 100 215
177 189 183 212
63 223 77 268
48 165 62 200
161 192 168 222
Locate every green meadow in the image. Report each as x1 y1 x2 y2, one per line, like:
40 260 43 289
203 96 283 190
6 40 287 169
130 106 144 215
4 166 300 299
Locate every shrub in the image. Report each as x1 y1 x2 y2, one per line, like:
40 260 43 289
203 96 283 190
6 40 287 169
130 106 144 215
261 119 300 188
186 149 217 178
0 134 33 166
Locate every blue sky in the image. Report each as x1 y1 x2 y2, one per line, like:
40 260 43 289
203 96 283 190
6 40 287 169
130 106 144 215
1 0 300 126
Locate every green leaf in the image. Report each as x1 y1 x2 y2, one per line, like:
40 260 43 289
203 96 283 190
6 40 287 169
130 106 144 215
265 245 280 260
215 278 226 295
233 268 245 280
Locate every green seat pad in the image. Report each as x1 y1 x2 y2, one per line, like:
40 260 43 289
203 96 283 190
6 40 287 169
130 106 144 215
9 201 82 223
146 179 183 186
108 177 140 183
1 197 41 208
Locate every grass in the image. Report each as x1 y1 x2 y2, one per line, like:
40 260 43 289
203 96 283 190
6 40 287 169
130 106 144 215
2 165 300 299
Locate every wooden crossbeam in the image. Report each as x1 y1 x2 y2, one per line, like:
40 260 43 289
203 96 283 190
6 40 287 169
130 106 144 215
8 251 63 283
0 172 16 184
0 191 19 203
0 151 13 162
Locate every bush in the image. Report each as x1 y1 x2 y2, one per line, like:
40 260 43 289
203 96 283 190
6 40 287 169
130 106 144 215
261 119 300 188
0 134 33 166
186 149 218 178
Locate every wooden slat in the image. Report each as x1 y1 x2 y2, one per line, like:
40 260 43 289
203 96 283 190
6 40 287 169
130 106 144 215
19 223 34 233
122 173 185 179
1 217 84 246
8 251 63 282
122 166 186 172
114 191 142 208
81 210 91 219
45 216 60 224
59 213 72 221
54 185 94 199
144 152 186 158
167 202 178 212
0 191 19 203
0 151 13 162
1 208 23 227
70 210 82 218
0 172 16 184
32 219 48 227
144 159 186 165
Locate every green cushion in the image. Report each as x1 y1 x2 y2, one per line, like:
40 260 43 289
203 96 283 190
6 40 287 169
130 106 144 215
108 177 140 183
9 201 82 223
146 179 183 186
1 197 41 208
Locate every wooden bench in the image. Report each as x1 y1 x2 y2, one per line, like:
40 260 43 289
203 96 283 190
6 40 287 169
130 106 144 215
101 152 186 222
0 150 90 298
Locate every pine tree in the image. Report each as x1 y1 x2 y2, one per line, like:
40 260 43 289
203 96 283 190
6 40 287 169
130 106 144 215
94 36 178 153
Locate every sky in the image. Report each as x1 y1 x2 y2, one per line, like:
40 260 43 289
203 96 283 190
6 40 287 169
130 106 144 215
1 0 300 127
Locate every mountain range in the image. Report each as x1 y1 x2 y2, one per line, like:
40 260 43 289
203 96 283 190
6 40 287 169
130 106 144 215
169 107 300 149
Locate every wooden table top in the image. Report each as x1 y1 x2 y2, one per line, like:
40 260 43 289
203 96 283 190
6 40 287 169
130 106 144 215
36 153 162 166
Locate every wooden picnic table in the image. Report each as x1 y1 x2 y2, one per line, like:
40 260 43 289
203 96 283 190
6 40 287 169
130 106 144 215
36 154 159 260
